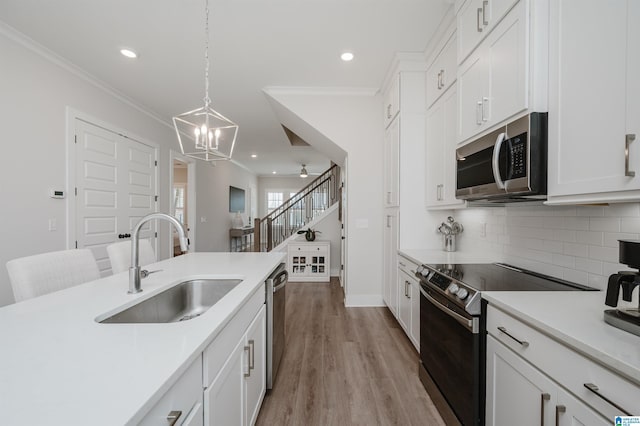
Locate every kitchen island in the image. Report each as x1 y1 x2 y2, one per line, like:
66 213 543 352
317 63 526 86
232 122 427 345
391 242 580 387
0 252 285 425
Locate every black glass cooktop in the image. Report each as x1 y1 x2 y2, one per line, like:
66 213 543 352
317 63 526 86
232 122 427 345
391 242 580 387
424 263 598 292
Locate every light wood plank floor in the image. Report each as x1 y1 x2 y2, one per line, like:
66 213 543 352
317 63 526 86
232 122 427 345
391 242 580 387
256 278 445 426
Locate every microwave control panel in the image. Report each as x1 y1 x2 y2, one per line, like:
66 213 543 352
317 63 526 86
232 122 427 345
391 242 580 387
508 133 527 179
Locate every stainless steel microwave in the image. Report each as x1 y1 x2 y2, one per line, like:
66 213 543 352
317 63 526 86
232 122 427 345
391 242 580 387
455 112 547 202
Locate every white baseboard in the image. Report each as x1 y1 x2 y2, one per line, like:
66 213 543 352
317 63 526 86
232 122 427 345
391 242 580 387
344 294 386 307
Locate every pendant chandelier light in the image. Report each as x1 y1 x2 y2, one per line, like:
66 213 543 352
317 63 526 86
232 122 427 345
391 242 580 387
300 164 308 178
172 0 238 162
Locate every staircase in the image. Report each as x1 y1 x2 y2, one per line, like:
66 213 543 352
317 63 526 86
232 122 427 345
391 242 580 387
254 164 340 252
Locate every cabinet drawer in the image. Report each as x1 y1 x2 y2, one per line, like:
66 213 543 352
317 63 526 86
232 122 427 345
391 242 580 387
487 305 640 418
139 356 203 426
397 254 419 276
203 284 265 385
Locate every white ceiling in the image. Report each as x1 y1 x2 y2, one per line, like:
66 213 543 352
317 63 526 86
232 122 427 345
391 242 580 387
0 0 450 176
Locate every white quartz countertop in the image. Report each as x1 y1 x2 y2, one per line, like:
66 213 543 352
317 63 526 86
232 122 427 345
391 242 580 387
0 252 285 426
483 291 640 385
399 248 501 266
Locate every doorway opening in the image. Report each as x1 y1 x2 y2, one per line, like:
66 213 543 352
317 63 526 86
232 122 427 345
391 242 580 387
170 152 196 257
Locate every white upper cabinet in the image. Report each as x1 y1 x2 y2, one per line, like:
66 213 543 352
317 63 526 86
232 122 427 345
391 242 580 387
457 0 529 144
547 0 640 204
383 75 400 129
426 87 466 209
384 117 400 207
426 32 457 109
456 0 519 64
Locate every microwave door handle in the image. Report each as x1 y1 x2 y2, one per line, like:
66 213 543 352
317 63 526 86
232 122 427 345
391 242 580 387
492 132 506 189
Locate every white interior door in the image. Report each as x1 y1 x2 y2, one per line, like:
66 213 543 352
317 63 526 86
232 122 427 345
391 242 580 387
74 118 157 275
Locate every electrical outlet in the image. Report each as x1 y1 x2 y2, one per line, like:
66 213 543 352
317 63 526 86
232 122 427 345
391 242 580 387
200 216 207 223
479 222 487 238
48 219 57 231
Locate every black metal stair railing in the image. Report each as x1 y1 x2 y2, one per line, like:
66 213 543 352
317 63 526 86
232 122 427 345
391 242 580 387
254 164 339 252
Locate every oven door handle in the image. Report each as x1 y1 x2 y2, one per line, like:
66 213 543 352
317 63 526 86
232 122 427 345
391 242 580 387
420 287 478 333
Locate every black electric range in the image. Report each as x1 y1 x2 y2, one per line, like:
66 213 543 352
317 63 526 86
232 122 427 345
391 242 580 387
415 262 597 426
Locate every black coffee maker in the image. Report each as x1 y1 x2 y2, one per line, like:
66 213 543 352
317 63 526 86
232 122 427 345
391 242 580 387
604 240 640 337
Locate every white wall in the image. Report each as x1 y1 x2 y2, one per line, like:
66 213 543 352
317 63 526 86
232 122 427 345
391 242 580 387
454 203 640 304
0 25 255 306
195 161 258 252
257 175 308 218
265 90 384 306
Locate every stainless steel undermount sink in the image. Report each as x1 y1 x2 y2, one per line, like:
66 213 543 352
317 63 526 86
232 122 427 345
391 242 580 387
98 279 243 324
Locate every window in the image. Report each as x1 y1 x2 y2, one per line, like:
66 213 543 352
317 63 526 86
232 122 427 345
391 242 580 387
266 191 284 213
173 185 185 224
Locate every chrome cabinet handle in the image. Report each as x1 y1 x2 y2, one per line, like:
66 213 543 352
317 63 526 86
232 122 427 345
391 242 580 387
244 345 251 377
625 134 636 177
477 8 483 32
476 101 483 125
482 0 489 25
555 405 565 426
386 215 391 228
387 104 392 119
387 191 392 204
482 97 489 121
583 383 632 415
540 393 550 426
497 326 529 347
437 71 441 89
406 281 411 299
440 69 445 88
167 411 182 426
248 339 255 371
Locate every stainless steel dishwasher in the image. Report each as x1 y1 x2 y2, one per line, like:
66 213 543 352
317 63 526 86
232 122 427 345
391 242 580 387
266 262 287 390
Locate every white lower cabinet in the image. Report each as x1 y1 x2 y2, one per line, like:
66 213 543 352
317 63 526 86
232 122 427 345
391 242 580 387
139 356 203 426
486 335 608 426
383 209 399 315
486 304 638 423
204 305 266 426
397 255 420 350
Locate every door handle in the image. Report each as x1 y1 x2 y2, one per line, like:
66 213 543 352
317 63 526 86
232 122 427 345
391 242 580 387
476 101 483 125
540 393 550 426
492 132 506 189
583 383 632 415
387 104 392 119
482 0 489 25
477 8 483 32
482 97 489 121
166 411 182 426
555 405 565 426
625 134 636 177
497 326 529 347
244 345 251 377
248 339 255 371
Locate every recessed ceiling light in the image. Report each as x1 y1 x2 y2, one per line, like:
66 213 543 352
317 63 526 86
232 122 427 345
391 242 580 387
272 171 277 174
340 52 354 62
251 154 257 158
120 48 138 59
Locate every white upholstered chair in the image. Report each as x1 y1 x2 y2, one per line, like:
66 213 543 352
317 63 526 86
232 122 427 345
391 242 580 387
6 249 100 302
107 239 156 274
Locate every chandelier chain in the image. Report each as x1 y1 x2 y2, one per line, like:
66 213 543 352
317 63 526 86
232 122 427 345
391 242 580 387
204 0 211 107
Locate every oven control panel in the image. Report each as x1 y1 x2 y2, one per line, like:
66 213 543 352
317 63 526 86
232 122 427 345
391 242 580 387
417 264 481 315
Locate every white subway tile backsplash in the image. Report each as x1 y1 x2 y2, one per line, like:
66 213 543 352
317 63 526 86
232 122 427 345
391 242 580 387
553 254 575 268
589 217 621 232
562 217 590 231
620 217 640 233
563 242 588 258
604 203 640 217
576 231 604 246
603 232 639 248
576 206 605 217
543 240 564 254
588 245 619 263
575 257 603 275
456 202 640 289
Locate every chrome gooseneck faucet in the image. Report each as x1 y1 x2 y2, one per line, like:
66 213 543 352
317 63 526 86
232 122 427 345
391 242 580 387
129 213 189 294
